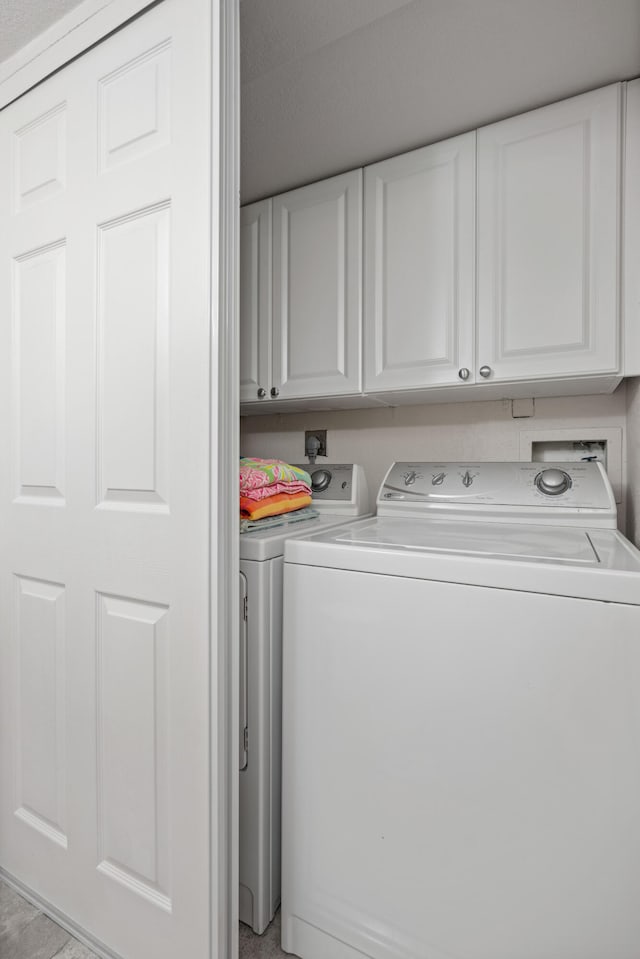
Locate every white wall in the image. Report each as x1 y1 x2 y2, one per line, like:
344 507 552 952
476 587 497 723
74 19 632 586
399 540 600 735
241 388 629 527
626 378 640 546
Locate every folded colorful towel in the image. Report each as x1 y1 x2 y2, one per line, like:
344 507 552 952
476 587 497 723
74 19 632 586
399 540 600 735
240 457 311 492
241 479 311 502
240 490 312 521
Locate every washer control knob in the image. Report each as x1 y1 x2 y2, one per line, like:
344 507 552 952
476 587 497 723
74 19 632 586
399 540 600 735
404 471 417 486
535 468 572 496
458 367 470 381
311 469 332 492
432 472 446 486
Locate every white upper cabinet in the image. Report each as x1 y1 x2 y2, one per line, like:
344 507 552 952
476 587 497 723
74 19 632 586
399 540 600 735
477 83 621 383
272 170 362 400
240 199 271 404
364 132 476 392
240 82 628 411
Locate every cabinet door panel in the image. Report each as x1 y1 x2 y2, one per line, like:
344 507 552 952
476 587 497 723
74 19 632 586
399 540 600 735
272 171 361 399
240 200 271 404
364 132 475 392
624 79 640 376
477 84 621 382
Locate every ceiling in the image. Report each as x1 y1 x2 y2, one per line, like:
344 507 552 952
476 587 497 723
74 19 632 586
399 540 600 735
0 0 83 63
2 1 639 204
241 0 640 203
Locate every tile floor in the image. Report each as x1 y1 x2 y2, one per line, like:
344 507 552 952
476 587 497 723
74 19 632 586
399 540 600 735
0 878 291 959
0 880 97 959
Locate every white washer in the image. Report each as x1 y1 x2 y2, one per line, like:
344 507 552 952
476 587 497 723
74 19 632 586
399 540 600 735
239 464 369 933
281 461 640 959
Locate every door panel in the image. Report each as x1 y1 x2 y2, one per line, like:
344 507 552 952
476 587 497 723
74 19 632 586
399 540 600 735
0 3 215 957
240 200 271 404
13 576 67 848
13 241 66 503
477 84 621 382
13 102 67 210
96 204 170 509
95 593 171 910
364 133 476 392
272 170 362 399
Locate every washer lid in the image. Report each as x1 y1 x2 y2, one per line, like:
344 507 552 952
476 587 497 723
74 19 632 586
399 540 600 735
284 517 640 605
335 518 601 565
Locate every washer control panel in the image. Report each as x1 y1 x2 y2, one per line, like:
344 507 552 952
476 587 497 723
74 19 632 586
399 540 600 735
378 462 616 527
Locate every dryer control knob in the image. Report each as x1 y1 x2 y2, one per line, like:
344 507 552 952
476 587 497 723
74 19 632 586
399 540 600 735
311 469 332 492
535 468 572 496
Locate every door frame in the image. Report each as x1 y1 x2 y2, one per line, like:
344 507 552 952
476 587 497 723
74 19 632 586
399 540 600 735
0 1 240 955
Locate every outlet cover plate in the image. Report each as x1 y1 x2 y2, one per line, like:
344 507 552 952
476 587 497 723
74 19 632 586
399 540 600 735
305 429 327 458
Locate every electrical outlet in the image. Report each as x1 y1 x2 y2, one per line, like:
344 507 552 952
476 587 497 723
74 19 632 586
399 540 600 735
304 429 327 459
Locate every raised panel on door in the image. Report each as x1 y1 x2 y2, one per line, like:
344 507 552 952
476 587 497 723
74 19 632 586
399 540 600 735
364 132 475 392
13 576 67 849
96 594 170 910
13 102 66 211
97 204 170 510
240 199 272 404
477 83 621 383
12 240 66 505
272 170 362 399
0 3 216 958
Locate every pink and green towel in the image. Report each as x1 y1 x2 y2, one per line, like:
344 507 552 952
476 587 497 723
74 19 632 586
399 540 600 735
240 457 311 493
239 457 313 522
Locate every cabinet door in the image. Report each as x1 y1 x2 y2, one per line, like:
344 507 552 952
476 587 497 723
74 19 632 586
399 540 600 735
624 79 640 376
240 200 271 404
477 84 621 383
272 170 362 399
364 132 475 392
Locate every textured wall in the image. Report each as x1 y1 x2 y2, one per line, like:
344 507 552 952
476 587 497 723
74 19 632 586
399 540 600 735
626 378 640 546
241 389 629 526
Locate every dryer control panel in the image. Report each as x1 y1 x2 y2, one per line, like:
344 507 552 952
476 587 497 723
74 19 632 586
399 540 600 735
378 462 617 528
291 464 369 514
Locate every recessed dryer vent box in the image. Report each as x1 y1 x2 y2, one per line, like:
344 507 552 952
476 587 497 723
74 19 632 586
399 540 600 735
519 428 623 505
531 439 608 467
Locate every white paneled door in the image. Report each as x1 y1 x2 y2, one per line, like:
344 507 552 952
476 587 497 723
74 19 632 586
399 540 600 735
0 3 221 958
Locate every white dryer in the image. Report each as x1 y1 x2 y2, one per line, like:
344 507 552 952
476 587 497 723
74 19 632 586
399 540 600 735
281 461 640 959
239 464 369 933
